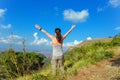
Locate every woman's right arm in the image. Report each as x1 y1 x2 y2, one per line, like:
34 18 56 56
35 24 53 39
62 25 76 40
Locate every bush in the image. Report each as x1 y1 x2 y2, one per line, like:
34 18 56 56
32 74 48 80
104 51 114 58
111 34 120 46
0 49 46 79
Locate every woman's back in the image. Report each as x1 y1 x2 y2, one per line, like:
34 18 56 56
51 36 63 46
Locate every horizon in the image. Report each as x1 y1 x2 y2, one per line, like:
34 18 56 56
0 0 120 55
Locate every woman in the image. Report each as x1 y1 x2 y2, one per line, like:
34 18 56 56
35 24 76 75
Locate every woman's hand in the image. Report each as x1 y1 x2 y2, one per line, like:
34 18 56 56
35 24 41 30
71 25 76 29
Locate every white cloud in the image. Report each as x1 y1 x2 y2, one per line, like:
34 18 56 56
31 32 51 45
63 37 92 47
109 0 120 8
97 0 120 13
73 40 82 45
87 37 92 40
63 9 89 22
0 37 10 44
115 26 120 30
16 41 23 45
0 24 12 29
31 32 82 47
0 34 22 44
63 40 83 47
0 8 7 18
33 32 38 39
63 42 73 47
8 34 22 39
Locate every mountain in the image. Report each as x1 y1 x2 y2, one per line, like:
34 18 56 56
68 38 113 51
79 38 112 46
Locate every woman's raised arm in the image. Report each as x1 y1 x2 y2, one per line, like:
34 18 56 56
35 24 53 39
62 25 76 40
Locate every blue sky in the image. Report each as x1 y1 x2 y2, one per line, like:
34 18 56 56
0 0 120 56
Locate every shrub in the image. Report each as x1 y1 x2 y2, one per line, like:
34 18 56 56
104 51 114 58
0 49 46 79
111 34 120 46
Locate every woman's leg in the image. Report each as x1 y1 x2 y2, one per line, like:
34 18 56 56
59 56 64 74
51 57 57 75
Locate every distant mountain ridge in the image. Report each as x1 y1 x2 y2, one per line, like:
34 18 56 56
78 38 112 46
68 38 113 51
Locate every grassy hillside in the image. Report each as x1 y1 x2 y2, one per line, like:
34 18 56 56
1 34 120 80
68 38 113 51
78 38 112 47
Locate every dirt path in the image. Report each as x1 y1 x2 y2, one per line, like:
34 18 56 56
72 50 120 80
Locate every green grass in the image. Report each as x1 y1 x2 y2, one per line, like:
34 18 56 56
16 43 115 80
